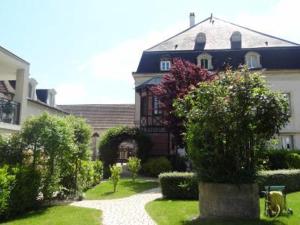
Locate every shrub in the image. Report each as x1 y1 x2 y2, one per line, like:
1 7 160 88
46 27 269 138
99 126 152 178
93 160 103 184
79 161 96 191
127 157 141 182
142 157 172 177
257 170 300 193
286 153 300 169
175 68 290 184
8 167 41 217
0 166 16 219
267 150 290 169
159 172 198 199
110 165 122 192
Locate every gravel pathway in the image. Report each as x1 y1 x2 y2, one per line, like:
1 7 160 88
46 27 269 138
71 187 162 225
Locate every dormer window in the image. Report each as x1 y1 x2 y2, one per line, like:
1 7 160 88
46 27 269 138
230 31 242 49
197 53 213 70
160 60 171 71
47 89 57 107
28 78 38 100
245 52 262 69
194 32 206 50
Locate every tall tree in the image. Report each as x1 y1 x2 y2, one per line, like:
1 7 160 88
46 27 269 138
151 58 216 147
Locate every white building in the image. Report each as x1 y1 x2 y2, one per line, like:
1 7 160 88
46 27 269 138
0 45 66 134
133 14 300 154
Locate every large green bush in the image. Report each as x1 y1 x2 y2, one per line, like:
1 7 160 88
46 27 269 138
159 172 198 199
0 113 103 220
286 153 300 169
142 157 172 177
99 126 152 177
175 69 290 184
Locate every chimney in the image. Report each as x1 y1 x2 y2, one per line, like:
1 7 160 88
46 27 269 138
189 12 195 27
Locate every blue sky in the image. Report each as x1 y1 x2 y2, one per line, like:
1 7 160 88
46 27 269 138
0 0 299 104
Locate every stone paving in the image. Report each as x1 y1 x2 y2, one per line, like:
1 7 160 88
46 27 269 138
71 187 162 225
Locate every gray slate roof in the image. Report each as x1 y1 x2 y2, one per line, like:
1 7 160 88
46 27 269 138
58 104 135 129
147 16 299 51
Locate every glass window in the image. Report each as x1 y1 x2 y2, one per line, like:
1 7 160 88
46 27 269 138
153 96 162 115
280 135 294 150
245 52 261 69
160 60 171 71
201 59 209 69
141 96 147 116
197 53 213 70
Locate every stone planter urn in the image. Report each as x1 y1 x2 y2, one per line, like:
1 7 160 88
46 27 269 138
199 182 260 219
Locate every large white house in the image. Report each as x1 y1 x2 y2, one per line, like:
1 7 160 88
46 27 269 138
0 45 66 134
133 13 300 155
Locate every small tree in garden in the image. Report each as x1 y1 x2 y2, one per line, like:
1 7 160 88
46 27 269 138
151 58 215 146
174 68 290 184
127 157 141 182
110 164 122 192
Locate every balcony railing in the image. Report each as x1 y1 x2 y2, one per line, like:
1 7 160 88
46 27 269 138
0 98 20 125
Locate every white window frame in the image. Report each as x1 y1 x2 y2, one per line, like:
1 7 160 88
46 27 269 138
160 60 171 71
245 52 262 69
197 53 213 70
279 135 294 150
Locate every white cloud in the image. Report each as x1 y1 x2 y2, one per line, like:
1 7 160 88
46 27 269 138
57 1 300 104
236 0 300 43
55 83 89 105
79 21 187 82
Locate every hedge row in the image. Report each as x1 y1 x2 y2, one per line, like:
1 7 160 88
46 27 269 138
257 169 300 193
159 170 300 200
260 150 300 170
159 172 198 199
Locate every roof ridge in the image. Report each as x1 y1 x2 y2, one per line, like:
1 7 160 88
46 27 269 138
212 16 299 46
146 16 211 51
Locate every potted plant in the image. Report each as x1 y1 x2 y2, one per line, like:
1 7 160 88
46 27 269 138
174 68 290 219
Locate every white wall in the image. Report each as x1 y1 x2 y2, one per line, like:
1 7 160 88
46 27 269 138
25 100 66 118
264 70 300 149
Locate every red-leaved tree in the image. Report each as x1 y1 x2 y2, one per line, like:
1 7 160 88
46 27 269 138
150 58 216 147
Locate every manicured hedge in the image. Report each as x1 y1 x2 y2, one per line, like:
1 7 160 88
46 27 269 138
257 169 300 193
159 170 300 200
159 172 198 199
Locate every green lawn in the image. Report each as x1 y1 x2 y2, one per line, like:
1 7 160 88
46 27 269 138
84 178 158 200
0 205 101 225
146 191 300 225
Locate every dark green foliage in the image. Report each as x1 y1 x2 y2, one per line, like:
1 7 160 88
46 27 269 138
99 126 152 177
142 157 172 177
267 150 290 169
169 155 187 172
259 150 300 170
257 170 300 193
159 172 198 199
0 134 24 166
175 69 290 184
8 167 41 217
